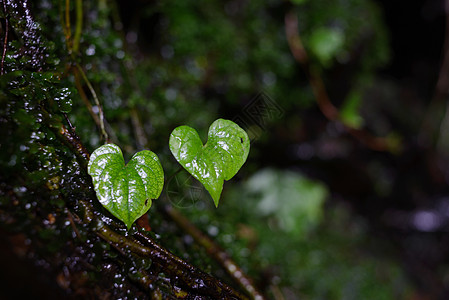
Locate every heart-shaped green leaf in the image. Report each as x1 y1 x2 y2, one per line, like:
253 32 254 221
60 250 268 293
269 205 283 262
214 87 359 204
88 144 164 229
169 119 250 206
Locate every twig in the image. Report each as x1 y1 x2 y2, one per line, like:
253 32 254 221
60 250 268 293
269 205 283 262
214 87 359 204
270 284 285 300
163 204 265 300
61 0 81 56
67 210 83 241
75 64 110 143
60 0 110 143
130 107 148 150
95 219 247 298
72 0 82 56
72 66 117 143
59 0 72 53
284 11 338 121
96 226 127 257
73 68 102 127
284 10 391 152
64 0 71 44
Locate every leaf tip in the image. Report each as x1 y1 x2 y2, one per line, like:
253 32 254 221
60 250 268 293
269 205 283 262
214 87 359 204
125 221 134 231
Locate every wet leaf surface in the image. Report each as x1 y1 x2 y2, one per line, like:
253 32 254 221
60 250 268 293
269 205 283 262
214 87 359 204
169 119 250 206
88 144 164 229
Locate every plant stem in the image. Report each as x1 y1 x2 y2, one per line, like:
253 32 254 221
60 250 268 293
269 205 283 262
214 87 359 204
73 68 101 124
64 0 71 47
130 107 148 150
89 205 248 298
60 0 111 144
72 0 82 56
284 10 392 152
75 64 110 143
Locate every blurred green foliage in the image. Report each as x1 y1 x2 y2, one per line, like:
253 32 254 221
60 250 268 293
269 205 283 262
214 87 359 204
340 89 364 128
171 168 413 298
179 169 412 299
308 27 345 67
243 169 327 236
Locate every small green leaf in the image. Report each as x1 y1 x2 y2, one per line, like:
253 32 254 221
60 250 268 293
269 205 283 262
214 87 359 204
308 27 344 67
169 119 250 207
340 90 364 129
88 144 164 229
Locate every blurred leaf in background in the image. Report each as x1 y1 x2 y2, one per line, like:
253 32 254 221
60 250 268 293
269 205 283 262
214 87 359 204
340 89 364 129
216 169 413 299
308 27 345 67
244 168 327 236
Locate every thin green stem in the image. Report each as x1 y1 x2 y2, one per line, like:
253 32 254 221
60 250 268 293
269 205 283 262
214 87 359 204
72 0 82 56
64 0 71 46
75 64 109 143
73 68 102 127
61 0 112 143
130 107 148 149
